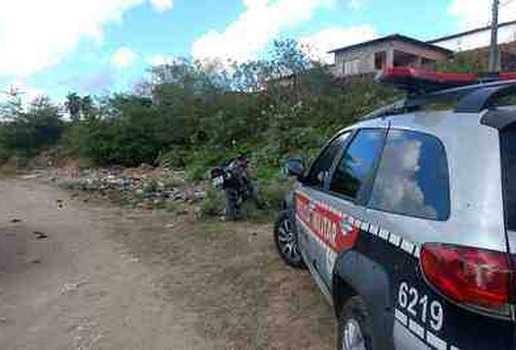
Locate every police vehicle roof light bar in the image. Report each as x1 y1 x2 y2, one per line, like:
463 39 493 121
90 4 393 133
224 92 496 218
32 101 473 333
361 67 516 120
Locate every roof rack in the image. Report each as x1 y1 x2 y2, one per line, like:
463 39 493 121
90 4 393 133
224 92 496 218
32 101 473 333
361 68 516 120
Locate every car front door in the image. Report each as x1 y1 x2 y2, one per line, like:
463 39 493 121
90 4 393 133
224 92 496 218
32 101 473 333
296 127 387 292
295 131 352 294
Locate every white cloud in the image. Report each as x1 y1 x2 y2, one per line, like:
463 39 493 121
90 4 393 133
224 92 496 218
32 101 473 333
192 0 334 63
0 0 173 78
448 0 516 30
145 54 177 66
112 47 138 69
299 25 377 63
149 0 173 12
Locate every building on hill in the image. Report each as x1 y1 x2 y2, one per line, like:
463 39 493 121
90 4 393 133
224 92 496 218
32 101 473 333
328 34 452 77
329 21 516 77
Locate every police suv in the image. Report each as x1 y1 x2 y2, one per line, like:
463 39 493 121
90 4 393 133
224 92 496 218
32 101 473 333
274 67 516 350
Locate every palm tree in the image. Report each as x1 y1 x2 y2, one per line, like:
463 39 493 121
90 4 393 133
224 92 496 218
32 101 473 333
65 92 81 122
80 95 94 120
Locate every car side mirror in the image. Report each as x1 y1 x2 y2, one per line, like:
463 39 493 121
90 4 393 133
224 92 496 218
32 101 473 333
284 158 305 181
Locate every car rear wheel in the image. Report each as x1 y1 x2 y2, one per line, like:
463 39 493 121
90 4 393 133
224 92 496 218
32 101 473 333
274 212 304 268
338 296 373 350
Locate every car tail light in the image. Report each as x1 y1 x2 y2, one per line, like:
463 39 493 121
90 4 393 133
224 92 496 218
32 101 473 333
420 243 513 309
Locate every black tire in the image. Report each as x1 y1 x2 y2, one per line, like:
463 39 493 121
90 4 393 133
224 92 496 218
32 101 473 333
338 296 373 350
273 212 305 268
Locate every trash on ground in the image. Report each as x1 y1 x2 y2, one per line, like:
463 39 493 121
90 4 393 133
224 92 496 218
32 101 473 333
46 164 207 211
20 174 41 180
33 231 48 239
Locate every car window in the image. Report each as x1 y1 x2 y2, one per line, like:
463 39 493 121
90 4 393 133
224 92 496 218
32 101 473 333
305 132 351 188
330 129 385 199
500 126 516 230
368 129 450 220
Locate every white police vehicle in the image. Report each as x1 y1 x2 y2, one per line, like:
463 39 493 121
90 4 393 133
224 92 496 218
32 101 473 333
274 67 516 350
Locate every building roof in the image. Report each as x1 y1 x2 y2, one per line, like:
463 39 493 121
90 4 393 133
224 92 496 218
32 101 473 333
428 20 516 44
328 34 453 55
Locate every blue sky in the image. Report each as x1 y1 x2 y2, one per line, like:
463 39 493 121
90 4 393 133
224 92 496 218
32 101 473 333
0 0 503 102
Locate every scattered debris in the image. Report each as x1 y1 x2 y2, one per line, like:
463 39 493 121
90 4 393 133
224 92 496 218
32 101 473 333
52 165 207 211
59 282 84 295
33 231 48 239
20 174 40 180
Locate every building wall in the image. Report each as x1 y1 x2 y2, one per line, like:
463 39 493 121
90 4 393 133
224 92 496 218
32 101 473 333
334 44 379 75
333 40 449 76
432 24 516 52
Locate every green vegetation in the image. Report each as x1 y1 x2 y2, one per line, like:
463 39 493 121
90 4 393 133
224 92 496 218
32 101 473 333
0 39 400 214
0 96 63 161
437 50 488 73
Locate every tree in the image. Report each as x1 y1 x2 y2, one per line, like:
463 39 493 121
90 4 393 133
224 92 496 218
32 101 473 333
80 95 95 120
3 96 63 157
65 92 81 122
0 87 24 121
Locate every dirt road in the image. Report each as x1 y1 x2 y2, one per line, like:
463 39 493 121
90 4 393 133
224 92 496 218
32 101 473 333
0 179 335 349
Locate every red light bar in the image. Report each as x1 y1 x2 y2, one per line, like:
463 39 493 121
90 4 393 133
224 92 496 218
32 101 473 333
377 67 478 94
381 67 476 83
377 67 516 95
434 71 477 83
499 72 516 81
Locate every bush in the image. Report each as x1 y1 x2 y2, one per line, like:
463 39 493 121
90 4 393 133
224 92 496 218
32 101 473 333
255 175 294 211
199 188 224 218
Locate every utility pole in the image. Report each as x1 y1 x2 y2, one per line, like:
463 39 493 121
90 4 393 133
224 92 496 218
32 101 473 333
489 0 501 71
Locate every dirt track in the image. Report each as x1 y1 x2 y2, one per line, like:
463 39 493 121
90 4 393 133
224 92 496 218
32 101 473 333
0 179 335 349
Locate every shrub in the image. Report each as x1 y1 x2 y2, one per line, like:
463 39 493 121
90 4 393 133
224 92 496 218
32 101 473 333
199 188 224 218
255 174 294 210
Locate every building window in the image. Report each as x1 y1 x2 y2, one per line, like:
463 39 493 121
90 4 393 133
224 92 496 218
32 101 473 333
393 50 419 67
344 59 360 75
374 51 387 70
422 58 437 70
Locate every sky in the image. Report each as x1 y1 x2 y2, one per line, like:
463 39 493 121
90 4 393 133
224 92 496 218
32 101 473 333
0 0 513 103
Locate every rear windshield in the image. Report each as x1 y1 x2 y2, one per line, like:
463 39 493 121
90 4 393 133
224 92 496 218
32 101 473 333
500 127 516 230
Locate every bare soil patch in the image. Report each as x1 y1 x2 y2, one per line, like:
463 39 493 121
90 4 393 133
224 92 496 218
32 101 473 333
0 179 335 349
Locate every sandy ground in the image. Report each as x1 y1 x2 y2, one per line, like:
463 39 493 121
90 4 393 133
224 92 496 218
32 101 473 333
0 179 335 349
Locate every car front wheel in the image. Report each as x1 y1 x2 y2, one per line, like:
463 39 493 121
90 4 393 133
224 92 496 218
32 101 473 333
274 212 304 268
